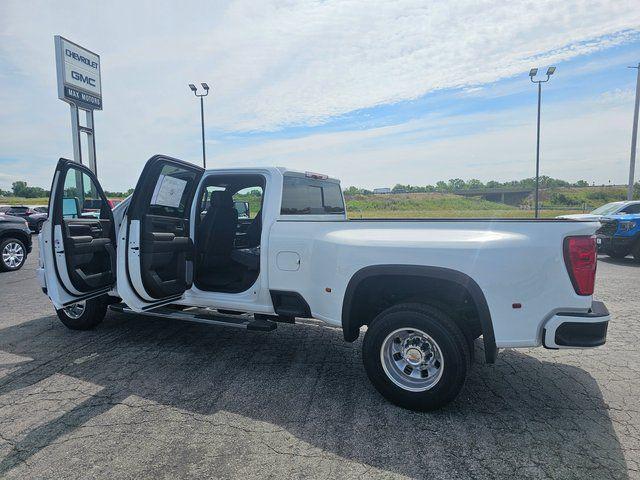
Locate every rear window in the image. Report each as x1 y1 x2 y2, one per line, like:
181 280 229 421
280 176 345 215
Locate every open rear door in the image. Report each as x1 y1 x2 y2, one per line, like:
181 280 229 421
43 159 117 309
117 155 203 311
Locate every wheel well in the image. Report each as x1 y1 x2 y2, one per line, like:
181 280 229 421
342 266 497 363
0 230 30 246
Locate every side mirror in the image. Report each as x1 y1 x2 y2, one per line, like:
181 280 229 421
234 201 250 218
62 197 80 219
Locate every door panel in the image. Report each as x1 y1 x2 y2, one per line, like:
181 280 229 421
62 218 115 291
44 158 116 308
140 214 192 297
118 155 203 310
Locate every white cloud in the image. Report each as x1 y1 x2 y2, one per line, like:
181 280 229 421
0 0 639 190
212 90 634 188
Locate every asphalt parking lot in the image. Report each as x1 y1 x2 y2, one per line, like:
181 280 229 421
0 238 638 479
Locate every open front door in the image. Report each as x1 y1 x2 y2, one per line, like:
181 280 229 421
43 159 117 309
117 155 203 311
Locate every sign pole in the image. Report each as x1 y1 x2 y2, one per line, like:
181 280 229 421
82 109 98 176
628 63 640 201
69 104 82 164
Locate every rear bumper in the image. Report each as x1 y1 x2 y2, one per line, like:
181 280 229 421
543 301 609 349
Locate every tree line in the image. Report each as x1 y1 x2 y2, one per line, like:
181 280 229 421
1 177 636 200
0 181 133 199
344 176 594 195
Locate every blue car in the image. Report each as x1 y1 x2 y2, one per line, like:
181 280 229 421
596 213 640 262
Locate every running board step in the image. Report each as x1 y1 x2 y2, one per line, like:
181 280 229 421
109 303 277 332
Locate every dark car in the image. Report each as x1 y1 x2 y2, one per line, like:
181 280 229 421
0 205 48 232
0 214 32 271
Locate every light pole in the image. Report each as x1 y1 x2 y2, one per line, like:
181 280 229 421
529 66 556 218
189 83 210 169
627 64 640 201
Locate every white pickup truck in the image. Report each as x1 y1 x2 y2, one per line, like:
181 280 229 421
37 156 610 411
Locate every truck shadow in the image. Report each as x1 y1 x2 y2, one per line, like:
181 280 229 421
0 312 629 478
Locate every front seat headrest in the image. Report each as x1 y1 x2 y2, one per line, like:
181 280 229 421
210 190 233 209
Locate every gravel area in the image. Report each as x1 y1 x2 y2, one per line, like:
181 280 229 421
0 238 637 479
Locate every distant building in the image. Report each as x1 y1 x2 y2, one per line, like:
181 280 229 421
373 187 391 194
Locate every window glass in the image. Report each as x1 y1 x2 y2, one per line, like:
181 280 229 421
233 187 263 219
280 176 345 215
622 204 640 214
591 202 623 215
200 182 263 219
148 165 198 218
61 167 108 219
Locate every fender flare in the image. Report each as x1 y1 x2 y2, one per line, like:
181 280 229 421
341 265 497 363
0 229 31 247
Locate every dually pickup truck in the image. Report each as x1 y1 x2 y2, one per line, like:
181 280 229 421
37 156 610 411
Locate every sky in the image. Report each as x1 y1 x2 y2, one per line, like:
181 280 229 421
1 0 639 192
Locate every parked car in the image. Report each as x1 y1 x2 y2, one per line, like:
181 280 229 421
596 213 640 261
557 200 640 221
37 156 609 411
0 205 48 232
0 214 32 271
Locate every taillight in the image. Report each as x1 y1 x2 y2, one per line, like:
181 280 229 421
563 236 597 296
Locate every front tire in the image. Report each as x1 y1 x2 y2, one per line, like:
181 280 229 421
362 303 470 411
608 250 628 259
56 297 107 330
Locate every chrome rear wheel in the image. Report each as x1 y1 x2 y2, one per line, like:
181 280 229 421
380 328 444 392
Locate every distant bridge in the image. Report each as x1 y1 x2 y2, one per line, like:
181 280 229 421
451 188 534 206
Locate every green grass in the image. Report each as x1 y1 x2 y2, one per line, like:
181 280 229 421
347 192 515 212
0 197 49 206
347 208 576 219
538 186 630 209
345 192 576 218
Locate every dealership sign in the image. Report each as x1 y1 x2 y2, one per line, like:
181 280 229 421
55 36 102 110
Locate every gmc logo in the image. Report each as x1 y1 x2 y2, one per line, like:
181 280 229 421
71 71 96 87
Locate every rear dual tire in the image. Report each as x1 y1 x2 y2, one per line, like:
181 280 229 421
56 297 107 330
362 303 471 411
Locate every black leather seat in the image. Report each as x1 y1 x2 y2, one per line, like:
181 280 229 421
245 210 262 248
197 191 238 269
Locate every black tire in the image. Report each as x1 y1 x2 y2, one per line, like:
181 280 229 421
0 237 27 272
34 220 45 233
608 250 628 259
56 297 107 330
633 242 640 263
362 303 470 411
